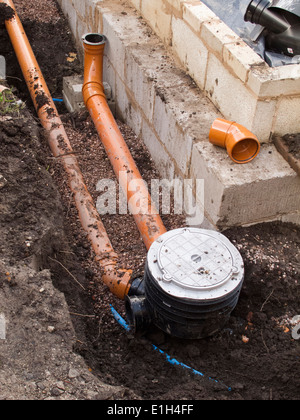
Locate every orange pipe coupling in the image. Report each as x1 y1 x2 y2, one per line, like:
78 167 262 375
2 0 132 299
82 33 167 250
209 118 261 164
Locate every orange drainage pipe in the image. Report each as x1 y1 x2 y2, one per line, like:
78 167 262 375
209 118 261 164
82 34 167 251
2 0 132 299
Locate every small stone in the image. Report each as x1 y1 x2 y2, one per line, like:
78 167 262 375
0 174 7 189
68 368 80 379
47 326 55 333
55 381 65 391
51 387 64 396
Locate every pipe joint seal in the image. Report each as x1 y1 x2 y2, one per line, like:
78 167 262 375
82 33 107 46
82 81 106 105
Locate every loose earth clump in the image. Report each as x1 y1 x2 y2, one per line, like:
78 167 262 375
0 4 15 25
0 0 299 400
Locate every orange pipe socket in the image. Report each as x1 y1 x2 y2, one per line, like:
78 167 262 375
2 0 132 299
209 118 261 164
82 33 167 250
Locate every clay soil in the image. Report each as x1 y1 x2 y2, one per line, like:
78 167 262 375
0 0 299 401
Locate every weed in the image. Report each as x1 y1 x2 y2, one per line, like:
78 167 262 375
0 87 24 115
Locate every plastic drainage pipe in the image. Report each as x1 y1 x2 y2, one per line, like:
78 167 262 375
244 0 300 57
82 34 167 251
209 118 261 164
245 0 290 34
2 0 132 299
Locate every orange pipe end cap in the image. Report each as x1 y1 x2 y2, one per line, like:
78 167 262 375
209 118 261 164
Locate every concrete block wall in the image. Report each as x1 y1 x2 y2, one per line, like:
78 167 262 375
56 0 219 182
58 0 102 39
129 0 300 143
57 0 300 228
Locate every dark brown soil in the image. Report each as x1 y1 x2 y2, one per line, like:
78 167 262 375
0 4 15 25
1 0 81 113
273 133 300 177
0 0 299 401
282 133 300 160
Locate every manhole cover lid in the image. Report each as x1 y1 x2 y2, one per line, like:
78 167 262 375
147 228 244 301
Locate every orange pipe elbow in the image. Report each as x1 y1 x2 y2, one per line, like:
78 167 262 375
2 1 132 300
209 118 261 164
82 33 167 250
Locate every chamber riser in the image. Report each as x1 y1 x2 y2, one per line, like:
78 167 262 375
126 228 245 339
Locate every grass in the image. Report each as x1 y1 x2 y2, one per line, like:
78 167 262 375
0 87 25 115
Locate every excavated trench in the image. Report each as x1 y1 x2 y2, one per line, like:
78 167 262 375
0 0 299 400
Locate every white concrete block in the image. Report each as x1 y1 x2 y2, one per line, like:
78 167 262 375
251 99 277 142
115 75 143 136
58 0 77 35
76 16 89 46
273 96 300 136
153 63 220 145
153 92 193 176
103 55 116 97
205 53 259 134
183 2 217 33
141 0 172 45
172 17 208 90
72 0 100 20
191 142 300 228
124 48 155 122
164 0 184 12
281 211 300 225
102 13 127 81
129 0 300 139
200 19 240 58
223 41 265 83
72 0 87 19
247 64 300 98
62 75 114 113
141 119 175 181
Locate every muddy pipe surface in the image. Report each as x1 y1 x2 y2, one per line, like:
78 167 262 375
82 33 167 251
1 0 132 299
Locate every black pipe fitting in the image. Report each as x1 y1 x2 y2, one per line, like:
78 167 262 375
125 262 243 340
245 0 290 33
125 293 152 336
245 0 300 56
128 276 146 297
